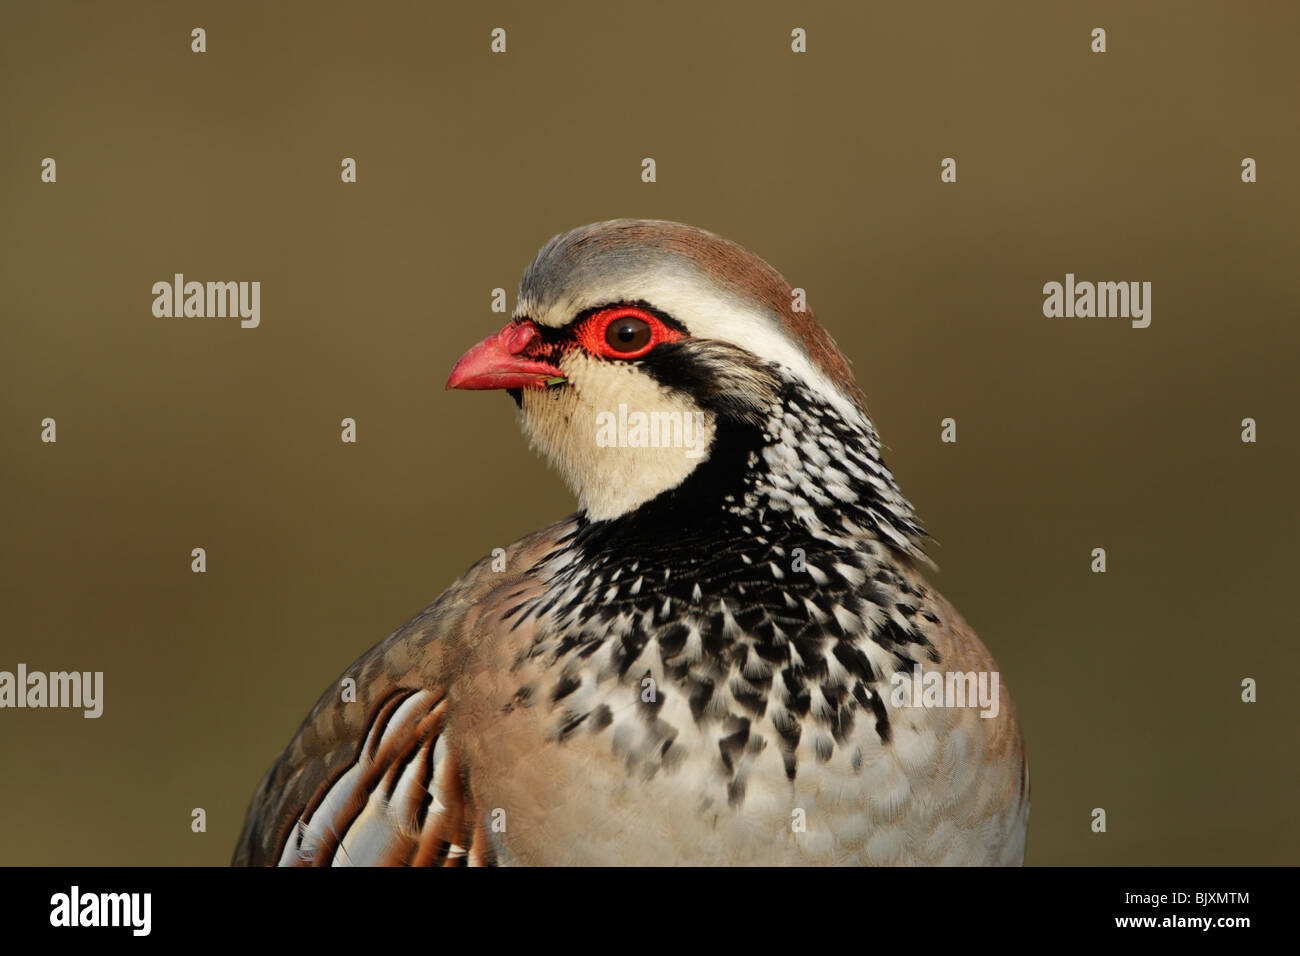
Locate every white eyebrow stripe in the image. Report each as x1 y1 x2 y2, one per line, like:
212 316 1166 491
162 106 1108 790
519 266 867 429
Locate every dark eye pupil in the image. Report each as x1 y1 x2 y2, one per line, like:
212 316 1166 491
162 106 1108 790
605 316 652 352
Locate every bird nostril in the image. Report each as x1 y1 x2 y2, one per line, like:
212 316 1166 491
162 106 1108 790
502 320 538 355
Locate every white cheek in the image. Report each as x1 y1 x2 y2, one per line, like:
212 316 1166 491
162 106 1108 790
518 356 715 521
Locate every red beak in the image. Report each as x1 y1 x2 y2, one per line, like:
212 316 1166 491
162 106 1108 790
445 320 565 390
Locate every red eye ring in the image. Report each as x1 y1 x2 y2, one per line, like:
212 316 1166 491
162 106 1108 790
576 306 681 360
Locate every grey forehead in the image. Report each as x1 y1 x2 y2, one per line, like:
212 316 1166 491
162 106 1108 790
517 219 725 320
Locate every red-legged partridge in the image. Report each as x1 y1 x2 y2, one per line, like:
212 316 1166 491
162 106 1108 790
233 220 1029 866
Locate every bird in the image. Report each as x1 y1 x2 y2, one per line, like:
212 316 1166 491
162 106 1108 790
232 219 1029 866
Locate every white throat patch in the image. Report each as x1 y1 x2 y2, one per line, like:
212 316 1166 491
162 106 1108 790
518 352 717 521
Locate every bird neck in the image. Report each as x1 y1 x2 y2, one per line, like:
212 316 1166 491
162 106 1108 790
518 378 935 697
581 374 925 562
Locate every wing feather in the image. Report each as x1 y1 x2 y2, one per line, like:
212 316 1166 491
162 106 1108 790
232 523 569 866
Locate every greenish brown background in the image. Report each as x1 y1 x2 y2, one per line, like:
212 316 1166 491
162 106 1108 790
1 0 1296 865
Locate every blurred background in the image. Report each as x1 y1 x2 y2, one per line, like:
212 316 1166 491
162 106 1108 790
1 0 1296 865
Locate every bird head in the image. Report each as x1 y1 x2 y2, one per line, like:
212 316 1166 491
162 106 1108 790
447 219 924 558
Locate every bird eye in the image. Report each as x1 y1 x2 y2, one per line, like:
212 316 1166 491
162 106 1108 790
604 315 653 353
577 305 680 359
